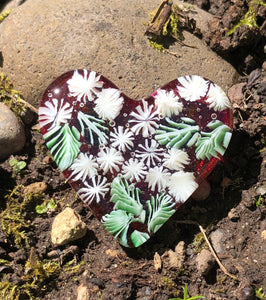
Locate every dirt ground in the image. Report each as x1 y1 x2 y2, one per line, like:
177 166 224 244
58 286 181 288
0 0 265 299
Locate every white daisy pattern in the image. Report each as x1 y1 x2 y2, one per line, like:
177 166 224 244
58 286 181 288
167 171 199 202
67 69 103 102
135 139 164 168
129 100 159 137
145 166 170 191
94 88 124 121
178 75 208 102
154 89 183 117
39 98 73 130
110 126 134 152
78 175 110 204
163 149 190 171
206 83 231 111
68 153 98 182
122 158 147 182
97 147 124 174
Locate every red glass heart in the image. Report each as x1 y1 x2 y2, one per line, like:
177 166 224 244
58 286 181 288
39 69 233 247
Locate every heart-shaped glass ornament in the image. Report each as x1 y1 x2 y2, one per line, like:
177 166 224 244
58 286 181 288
39 69 233 247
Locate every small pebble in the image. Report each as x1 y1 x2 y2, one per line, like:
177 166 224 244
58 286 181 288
228 83 246 106
77 283 90 300
210 229 225 254
237 284 255 300
105 249 120 258
154 252 162 272
228 207 240 221
0 103 26 160
168 241 185 269
51 207 87 246
23 181 47 195
256 185 266 196
220 177 232 188
261 230 266 242
195 249 216 276
192 180 211 201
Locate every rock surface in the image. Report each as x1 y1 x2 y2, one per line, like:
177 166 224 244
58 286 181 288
0 103 26 160
0 0 238 108
23 181 47 195
195 249 216 276
51 207 87 246
0 0 25 12
209 228 225 254
167 241 185 269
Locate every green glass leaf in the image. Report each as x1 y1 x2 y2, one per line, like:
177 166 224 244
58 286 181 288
147 193 175 233
155 117 200 149
44 123 81 171
195 120 232 160
111 177 145 221
131 230 150 247
77 111 108 145
102 210 132 247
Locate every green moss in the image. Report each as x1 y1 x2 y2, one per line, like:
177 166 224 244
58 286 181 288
0 10 11 24
0 259 10 265
163 277 173 290
148 39 167 52
146 3 188 55
228 0 266 35
63 259 85 275
0 279 35 300
165 8 183 41
0 73 27 117
255 287 266 300
192 232 205 253
0 249 60 300
0 185 42 249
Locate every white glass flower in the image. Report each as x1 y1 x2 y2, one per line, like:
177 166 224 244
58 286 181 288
94 88 124 121
110 126 134 152
39 98 73 130
178 75 208 102
68 153 98 182
154 89 183 117
145 166 170 191
206 83 231 111
163 148 190 171
67 69 103 102
129 100 159 137
122 158 147 182
167 171 198 202
97 147 124 174
135 139 164 168
78 175 110 204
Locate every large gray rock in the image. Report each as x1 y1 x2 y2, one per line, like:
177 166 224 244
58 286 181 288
0 0 238 108
0 103 25 160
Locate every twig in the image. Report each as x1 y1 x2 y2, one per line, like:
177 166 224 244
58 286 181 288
176 220 238 280
10 94 38 114
163 49 181 57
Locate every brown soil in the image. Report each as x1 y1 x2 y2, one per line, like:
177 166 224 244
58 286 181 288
0 0 265 299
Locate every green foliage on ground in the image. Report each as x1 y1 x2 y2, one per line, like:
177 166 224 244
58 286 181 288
169 284 205 300
228 0 266 35
0 73 27 117
1 185 33 249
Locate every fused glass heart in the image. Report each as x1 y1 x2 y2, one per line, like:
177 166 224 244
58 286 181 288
39 69 233 247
